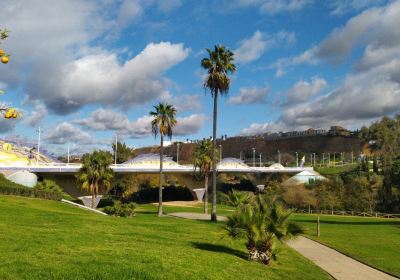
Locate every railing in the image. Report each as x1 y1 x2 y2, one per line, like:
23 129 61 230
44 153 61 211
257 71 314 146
295 209 400 219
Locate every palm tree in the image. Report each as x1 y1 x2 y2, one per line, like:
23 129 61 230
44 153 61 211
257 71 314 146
76 150 114 208
225 196 303 265
150 103 177 216
201 45 236 221
194 139 214 214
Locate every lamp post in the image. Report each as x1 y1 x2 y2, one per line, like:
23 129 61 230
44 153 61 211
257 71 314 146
278 150 281 164
252 147 256 167
239 151 242 160
259 153 262 167
36 127 41 165
219 144 222 161
67 142 70 165
114 134 118 165
295 152 298 167
177 142 180 164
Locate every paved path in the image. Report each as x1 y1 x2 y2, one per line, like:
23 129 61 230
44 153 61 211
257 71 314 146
168 212 227 221
287 236 398 280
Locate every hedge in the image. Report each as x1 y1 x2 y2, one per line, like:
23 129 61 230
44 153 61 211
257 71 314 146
0 185 62 201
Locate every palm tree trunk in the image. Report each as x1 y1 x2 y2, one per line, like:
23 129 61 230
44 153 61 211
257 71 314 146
204 174 209 214
91 182 95 209
158 134 164 216
211 91 218 222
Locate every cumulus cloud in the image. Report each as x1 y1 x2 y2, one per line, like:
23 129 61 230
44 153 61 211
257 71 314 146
1 1 189 115
45 122 103 145
161 94 202 112
235 30 295 64
330 0 387 15
24 102 48 127
74 109 207 138
231 0 313 14
228 86 269 105
284 77 327 105
240 121 287 135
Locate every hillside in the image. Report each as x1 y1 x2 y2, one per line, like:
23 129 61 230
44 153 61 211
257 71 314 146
135 135 365 165
0 195 329 280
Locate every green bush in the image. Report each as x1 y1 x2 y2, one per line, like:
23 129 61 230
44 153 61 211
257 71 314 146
34 179 63 194
220 190 254 207
104 201 137 217
0 175 62 201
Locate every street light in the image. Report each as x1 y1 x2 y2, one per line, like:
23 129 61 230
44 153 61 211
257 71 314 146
295 152 298 167
259 153 262 167
239 151 242 160
67 142 70 165
177 142 180 164
278 150 281 164
36 127 41 165
252 147 256 167
219 144 222 161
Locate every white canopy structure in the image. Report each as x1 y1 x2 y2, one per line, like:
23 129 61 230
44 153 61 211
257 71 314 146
283 170 326 186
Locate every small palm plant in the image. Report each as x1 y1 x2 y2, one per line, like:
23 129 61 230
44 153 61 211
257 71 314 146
76 150 114 208
194 139 214 214
220 190 254 208
225 196 303 265
150 103 177 216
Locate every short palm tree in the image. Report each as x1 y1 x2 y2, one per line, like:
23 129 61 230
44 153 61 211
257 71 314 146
76 150 114 208
201 45 236 221
194 139 214 214
225 196 303 265
150 103 177 216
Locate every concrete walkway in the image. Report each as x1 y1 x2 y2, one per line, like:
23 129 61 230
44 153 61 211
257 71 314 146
168 212 227 221
287 236 398 280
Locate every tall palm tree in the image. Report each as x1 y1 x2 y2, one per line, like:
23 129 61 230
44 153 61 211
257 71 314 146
150 103 177 216
194 139 214 214
201 45 236 221
76 150 114 208
225 196 303 265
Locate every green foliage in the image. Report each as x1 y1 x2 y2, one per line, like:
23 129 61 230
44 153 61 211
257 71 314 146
130 185 194 203
112 141 135 164
150 103 177 140
194 139 213 176
220 190 254 207
76 150 114 208
34 179 62 194
201 45 236 96
225 196 303 265
0 175 61 201
104 201 137 217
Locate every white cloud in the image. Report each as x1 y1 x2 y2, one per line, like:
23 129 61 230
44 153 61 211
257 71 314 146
232 0 313 14
284 77 327 105
330 0 387 15
27 42 189 114
241 121 287 135
235 30 295 64
228 86 269 105
75 109 207 138
45 122 101 145
161 94 202 112
24 102 48 127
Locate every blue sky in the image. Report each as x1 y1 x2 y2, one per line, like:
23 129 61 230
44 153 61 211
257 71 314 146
1 0 399 156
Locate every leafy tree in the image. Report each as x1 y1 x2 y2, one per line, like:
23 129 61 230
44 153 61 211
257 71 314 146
282 184 317 209
76 150 114 208
112 141 134 164
201 45 236 221
150 103 177 216
0 28 20 119
194 139 214 213
225 196 303 265
34 179 63 195
313 178 344 211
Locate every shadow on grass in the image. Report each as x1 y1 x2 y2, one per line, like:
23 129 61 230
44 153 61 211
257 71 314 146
294 219 400 226
191 242 247 260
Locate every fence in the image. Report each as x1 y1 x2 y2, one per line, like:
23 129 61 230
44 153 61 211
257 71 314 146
295 208 400 219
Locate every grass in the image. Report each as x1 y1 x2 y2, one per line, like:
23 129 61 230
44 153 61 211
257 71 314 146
0 195 330 280
291 214 400 277
315 163 359 176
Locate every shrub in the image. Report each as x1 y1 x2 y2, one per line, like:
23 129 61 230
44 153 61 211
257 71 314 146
34 179 63 194
0 175 62 201
220 190 254 207
104 201 137 217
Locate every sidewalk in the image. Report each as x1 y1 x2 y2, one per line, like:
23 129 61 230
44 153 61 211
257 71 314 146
287 236 398 280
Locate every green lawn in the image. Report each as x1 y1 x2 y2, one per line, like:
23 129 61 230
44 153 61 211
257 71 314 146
291 214 400 277
0 195 330 280
315 163 359 176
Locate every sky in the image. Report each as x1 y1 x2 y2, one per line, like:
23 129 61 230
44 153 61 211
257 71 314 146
0 0 399 156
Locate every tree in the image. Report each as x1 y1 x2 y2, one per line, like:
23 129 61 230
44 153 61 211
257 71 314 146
76 150 114 208
225 196 303 265
150 103 177 216
194 139 213 213
112 141 134 164
201 45 236 221
0 28 19 119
